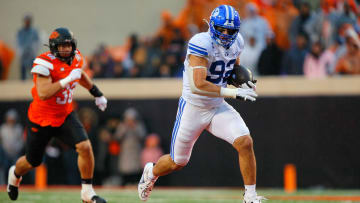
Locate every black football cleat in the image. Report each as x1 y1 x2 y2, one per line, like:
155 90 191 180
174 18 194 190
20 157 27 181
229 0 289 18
7 184 19 200
7 165 22 201
82 195 107 203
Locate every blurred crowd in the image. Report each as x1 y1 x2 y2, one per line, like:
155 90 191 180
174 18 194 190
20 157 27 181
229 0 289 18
1 0 359 80
0 107 164 186
85 0 360 79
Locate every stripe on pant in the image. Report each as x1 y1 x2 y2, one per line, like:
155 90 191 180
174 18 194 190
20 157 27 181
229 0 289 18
170 97 186 159
170 97 184 158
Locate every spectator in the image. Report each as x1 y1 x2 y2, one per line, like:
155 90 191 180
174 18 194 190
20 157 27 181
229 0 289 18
257 33 283 75
319 42 338 75
115 108 146 185
281 33 309 75
0 58 3 79
240 2 273 50
289 2 314 47
240 36 262 75
157 64 171 77
16 14 40 80
90 44 115 78
0 40 15 80
95 118 121 185
303 41 327 78
141 133 164 168
145 37 163 77
335 34 360 74
263 0 299 50
335 1 358 35
113 62 127 78
128 34 139 60
0 109 24 181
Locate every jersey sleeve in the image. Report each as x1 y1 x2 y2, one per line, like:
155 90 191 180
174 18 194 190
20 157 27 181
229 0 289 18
187 33 211 58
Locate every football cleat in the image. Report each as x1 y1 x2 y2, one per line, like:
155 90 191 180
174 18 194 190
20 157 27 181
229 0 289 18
81 188 107 203
243 194 267 203
7 165 22 200
138 162 158 201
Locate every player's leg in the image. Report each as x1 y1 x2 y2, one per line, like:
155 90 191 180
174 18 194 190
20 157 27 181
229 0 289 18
138 97 212 201
8 121 53 200
207 102 265 203
58 112 106 203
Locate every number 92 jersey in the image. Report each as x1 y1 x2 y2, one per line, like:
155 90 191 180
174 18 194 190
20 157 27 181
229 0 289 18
182 32 245 107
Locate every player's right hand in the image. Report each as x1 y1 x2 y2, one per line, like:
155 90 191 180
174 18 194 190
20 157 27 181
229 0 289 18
60 68 82 88
236 88 257 101
68 68 82 81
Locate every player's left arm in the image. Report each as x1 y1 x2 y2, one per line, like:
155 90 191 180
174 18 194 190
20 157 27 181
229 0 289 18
79 71 108 111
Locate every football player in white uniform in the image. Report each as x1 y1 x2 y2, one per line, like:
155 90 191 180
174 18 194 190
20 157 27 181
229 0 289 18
138 5 265 203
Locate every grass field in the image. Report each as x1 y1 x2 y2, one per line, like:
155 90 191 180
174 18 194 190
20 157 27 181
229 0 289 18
1 186 360 203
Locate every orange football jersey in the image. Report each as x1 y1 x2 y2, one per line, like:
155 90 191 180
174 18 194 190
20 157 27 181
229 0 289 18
28 50 84 127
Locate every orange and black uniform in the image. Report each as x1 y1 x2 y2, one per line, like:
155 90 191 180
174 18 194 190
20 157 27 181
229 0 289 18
25 50 88 167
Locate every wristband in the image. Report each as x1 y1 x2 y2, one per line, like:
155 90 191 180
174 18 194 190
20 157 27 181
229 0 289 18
220 87 237 98
89 85 103 97
59 77 72 88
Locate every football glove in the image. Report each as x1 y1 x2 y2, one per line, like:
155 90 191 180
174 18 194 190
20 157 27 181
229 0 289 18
95 96 107 111
241 81 257 91
59 68 82 88
236 88 257 101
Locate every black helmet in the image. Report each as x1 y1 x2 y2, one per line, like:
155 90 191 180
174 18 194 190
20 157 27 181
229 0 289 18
49 27 77 61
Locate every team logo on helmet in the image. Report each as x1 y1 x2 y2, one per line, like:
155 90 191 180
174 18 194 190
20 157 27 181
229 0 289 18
212 8 220 17
49 31 59 39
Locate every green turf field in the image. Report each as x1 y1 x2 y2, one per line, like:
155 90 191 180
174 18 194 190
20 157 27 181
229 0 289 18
1 187 360 203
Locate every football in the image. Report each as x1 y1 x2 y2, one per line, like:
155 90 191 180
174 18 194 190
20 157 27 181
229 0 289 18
227 64 255 88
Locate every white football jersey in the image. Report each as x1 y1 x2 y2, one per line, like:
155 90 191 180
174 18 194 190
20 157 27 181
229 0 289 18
182 31 245 107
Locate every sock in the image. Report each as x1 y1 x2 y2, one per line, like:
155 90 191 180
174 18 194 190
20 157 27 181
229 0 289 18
244 184 257 197
82 183 93 191
81 179 93 191
148 167 155 180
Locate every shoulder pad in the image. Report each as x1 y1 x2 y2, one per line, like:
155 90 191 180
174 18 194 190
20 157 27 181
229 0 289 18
33 57 53 70
31 65 50 76
187 33 212 57
236 34 245 52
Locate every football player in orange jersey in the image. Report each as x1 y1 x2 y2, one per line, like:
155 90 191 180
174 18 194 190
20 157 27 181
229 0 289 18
7 28 107 203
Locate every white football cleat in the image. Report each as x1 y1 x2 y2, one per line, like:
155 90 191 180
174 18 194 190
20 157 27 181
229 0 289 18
7 165 22 200
81 188 107 203
138 162 158 201
243 194 267 203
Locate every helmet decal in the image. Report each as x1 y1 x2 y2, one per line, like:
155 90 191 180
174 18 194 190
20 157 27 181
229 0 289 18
49 31 59 39
212 8 220 17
